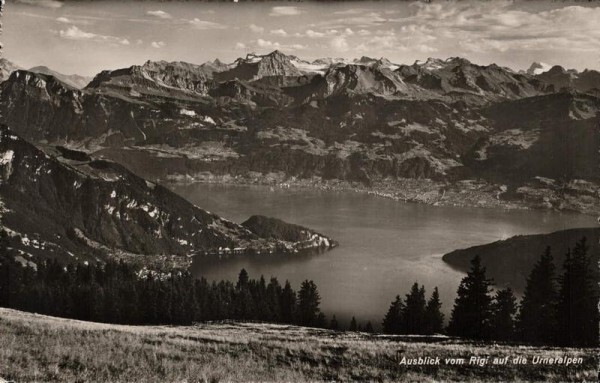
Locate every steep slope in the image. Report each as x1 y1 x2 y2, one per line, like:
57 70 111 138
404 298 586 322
396 57 551 103
28 66 92 89
0 70 88 142
0 58 20 82
318 64 412 97
86 60 215 98
214 51 302 82
242 215 336 250
468 92 600 182
0 126 335 269
535 65 600 93
443 227 599 290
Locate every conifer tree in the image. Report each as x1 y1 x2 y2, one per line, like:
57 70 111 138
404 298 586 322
237 268 249 289
364 321 374 333
349 316 358 331
330 315 339 331
490 287 517 341
424 287 444 335
447 255 494 340
518 247 557 344
555 238 599 347
382 295 404 334
266 277 282 322
315 312 327 328
402 283 426 334
297 280 322 327
280 280 297 324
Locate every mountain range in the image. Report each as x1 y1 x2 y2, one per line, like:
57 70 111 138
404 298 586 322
0 59 92 88
0 50 598 215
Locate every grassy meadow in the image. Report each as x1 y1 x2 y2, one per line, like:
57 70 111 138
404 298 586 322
0 308 597 382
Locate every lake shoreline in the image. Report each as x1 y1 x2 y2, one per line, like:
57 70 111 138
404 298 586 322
164 172 599 217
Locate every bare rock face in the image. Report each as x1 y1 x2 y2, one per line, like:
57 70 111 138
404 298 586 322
0 126 336 268
86 60 216 97
215 50 302 82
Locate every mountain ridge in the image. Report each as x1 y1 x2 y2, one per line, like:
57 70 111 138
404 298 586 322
1 51 598 215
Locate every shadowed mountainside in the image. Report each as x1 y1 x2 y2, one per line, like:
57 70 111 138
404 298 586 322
0 126 335 270
443 227 600 290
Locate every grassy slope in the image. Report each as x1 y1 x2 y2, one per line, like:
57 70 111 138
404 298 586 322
0 308 597 383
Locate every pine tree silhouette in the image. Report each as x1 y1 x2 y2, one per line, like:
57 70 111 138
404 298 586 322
518 246 557 344
280 280 297 324
447 255 494 340
330 315 339 330
297 280 322 327
349 316 358 332
555 238 599 347
382 295 404 334
490 287 517 341
402 283 427 334
424 287 444 335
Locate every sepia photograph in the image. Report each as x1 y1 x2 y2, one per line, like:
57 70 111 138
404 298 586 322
0 0 598 381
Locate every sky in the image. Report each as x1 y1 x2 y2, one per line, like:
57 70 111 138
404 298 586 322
3 0 600 77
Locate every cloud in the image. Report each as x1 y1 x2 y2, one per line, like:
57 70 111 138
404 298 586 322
15 0 62 9
249 24 264 33
235 42 247 49
330 36 349 52
270 29 288 37
55 16 90 25
327 12 386 28
257 39 278 48
58 26 130 45
151 41 166 49
146 10 172 19
305 29 325 38
189 18 227 30
254 39 306 51
334 8 369 15
269 6 303 17
390 3 600 55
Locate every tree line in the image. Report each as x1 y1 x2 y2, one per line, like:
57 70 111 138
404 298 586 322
0 250 330 328
382 284 444 335
381 237 599 347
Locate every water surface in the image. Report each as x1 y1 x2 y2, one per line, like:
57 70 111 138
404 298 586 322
171 183 596 327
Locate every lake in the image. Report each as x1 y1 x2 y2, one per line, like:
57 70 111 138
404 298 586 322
170 183 597 328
